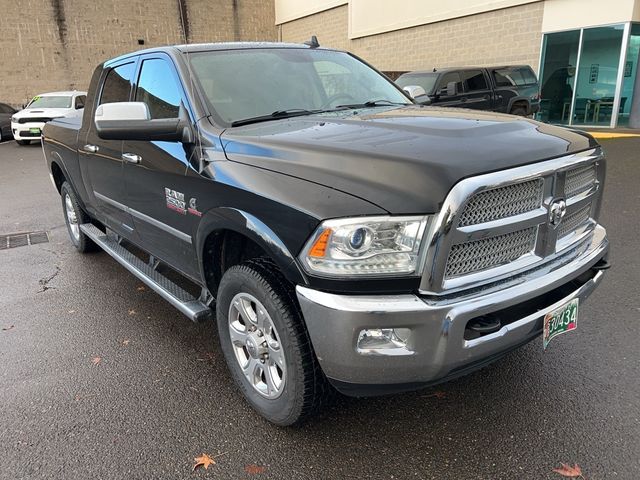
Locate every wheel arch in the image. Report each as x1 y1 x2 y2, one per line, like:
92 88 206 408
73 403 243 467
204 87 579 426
196 207 308 295
508 96 531 114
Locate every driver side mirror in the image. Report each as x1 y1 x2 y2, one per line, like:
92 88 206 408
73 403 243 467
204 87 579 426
95 102 193 142
436 81 458 97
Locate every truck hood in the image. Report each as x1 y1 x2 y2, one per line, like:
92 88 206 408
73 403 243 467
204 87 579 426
13 107 73 119
220 106 597 214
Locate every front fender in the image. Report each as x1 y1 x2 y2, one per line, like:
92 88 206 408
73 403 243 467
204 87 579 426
195 207 308 286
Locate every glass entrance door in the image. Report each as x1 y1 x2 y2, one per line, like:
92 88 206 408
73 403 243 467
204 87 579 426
571 25 625 126
539 30 580 125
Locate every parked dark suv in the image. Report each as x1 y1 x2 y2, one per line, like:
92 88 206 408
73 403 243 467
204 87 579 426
396 66 540 116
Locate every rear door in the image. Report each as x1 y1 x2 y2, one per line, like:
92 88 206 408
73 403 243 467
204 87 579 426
80 61 138 237
431 72 465 107
460 69 493 110
121 53 199 274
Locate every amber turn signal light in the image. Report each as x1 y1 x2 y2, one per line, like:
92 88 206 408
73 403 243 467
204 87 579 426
308 229 332 258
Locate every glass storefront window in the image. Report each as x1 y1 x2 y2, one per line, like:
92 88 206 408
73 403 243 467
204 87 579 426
539 30 580 125
538 24 637 128
572 25 625 126
617 24 640 127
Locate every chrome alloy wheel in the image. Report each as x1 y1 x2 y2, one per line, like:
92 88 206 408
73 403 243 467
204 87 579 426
64 193 80 242
228 292 286 399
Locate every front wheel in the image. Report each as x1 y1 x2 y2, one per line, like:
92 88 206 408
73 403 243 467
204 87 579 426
16 139 30 145
216 259 332 426
60 181 96 253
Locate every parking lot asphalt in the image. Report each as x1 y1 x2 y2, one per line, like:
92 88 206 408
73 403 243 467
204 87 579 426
0 138 638 480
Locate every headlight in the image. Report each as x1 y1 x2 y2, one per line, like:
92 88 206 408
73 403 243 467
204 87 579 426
300 215 431 276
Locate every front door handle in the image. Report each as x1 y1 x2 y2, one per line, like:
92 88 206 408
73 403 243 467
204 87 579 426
83 144 98 153
122 153 142 164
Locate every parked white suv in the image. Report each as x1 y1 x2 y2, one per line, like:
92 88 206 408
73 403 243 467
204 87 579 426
11 91 86 145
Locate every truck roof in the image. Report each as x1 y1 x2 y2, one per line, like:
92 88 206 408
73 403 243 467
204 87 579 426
402 65 533 76
105 41 339 65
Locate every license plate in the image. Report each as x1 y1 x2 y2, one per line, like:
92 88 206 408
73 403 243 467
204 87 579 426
29 128 41 134
543 298 578 349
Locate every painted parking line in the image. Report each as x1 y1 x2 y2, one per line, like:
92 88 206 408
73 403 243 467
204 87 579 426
587 132 640 139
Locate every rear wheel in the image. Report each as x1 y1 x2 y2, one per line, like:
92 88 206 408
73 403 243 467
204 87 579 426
216 259 333 426
16 139 30 145
60 181 96 253
510 106 528 117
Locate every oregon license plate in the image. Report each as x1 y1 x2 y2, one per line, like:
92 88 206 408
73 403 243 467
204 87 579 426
543 298 579 349
29 128 41 134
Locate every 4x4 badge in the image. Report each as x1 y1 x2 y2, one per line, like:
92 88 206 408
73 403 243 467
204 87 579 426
548 199 567 227
188 197 202 217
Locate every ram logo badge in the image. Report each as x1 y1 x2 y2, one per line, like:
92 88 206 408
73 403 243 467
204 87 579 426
165 187 186 215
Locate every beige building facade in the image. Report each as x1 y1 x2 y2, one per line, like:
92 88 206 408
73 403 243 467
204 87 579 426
277 0 640 128
0 0 277 107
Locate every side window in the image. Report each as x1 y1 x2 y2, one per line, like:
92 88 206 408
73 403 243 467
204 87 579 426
100 63 135 105
436 72 463 96
462 69 489 92
75 95 86 109
519 67 538 85
135 58 182 119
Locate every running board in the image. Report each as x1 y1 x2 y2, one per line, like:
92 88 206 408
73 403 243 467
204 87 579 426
79 223 212 323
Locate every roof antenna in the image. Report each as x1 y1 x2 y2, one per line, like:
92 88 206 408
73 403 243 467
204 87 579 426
304 35 320 48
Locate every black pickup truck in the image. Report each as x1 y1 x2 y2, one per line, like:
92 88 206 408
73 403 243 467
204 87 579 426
43 42 609 426
397 65 540 116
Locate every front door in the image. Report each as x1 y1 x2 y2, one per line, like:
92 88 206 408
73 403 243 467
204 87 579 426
460 69 493 111
80 61 138 237
122 54 200 277
431 71 466 107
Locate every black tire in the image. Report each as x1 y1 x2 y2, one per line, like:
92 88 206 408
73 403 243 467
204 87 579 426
16 139 30 145
510 106 528 117
60 181 97 253
216 259 333 426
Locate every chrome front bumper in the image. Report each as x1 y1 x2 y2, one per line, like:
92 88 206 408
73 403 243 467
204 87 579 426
296 226 609 396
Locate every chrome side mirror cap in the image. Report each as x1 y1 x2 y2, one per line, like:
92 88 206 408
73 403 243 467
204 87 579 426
95 102 150 122
402 85 427 99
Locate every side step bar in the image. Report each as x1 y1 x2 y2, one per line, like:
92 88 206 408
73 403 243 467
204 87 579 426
79 224 213 323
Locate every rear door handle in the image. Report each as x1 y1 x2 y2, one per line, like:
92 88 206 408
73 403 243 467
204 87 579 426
83 144 98 153
122 153 142 164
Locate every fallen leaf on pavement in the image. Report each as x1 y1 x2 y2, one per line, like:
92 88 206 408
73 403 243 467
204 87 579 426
552 463 584 478
122 339 130 346
192 452 226 471
245 464 266 474
136 285 146 291
68 310 75 314
128 309 137 316
91 356 101 365
2 325 15 331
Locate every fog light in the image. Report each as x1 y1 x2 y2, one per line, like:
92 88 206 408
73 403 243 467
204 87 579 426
356 328 413 356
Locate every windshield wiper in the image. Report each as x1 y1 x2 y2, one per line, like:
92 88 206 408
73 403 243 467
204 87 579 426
335 99 410 109
231 109 324 127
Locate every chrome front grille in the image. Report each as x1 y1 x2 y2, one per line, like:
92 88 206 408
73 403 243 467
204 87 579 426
565 164 596 197
445 227 537 278
458 179 543 227
420 149 604 294
558 204 591 239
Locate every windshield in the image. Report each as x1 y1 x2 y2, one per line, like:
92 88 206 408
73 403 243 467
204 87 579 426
396 73 439 95
27 95 72 109
189 48 411 126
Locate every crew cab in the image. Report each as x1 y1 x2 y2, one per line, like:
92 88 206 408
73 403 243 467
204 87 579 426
42 43 609 426
397 66 540 116
12 91 86 145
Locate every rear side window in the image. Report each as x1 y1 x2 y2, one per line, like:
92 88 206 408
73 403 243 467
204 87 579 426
493 67 538 87
100 63 135 105
462 70 488 91
135 58 182 119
